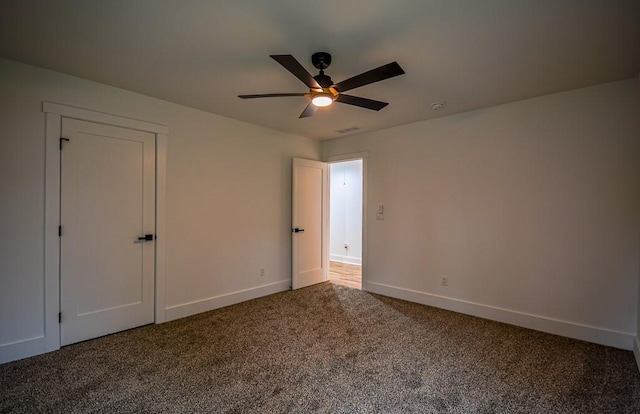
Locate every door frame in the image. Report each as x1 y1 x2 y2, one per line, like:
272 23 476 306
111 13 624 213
43 102 168 352
325 152 368 291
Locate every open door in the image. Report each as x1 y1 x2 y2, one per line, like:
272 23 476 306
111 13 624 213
292 158 328 289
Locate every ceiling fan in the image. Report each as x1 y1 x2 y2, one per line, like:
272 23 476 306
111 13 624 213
238 52 405 118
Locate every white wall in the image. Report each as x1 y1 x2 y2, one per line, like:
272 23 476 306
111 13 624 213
637 247 640 369
636 247 640 368
0 58 320 363
329 160 363 265
322 79 640 349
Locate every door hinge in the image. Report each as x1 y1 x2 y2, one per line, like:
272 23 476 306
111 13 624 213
58 312 62 323
59 137 70 150
58 226 62 237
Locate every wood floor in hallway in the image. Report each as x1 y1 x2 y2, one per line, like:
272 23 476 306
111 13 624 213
329 261 362 289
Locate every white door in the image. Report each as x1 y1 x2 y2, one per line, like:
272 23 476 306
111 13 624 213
292 158 328 289
60 118 155 346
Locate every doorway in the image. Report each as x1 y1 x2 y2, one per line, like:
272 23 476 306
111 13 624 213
328 159 363 289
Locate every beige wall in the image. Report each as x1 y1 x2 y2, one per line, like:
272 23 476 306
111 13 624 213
323 78 640 349
0 58 320 362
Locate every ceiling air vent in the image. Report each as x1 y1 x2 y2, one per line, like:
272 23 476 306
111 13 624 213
336 126 361 134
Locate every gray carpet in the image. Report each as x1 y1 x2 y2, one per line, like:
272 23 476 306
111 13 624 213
1 282 639 413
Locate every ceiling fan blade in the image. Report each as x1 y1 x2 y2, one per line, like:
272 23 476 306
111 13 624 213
333 62 405 92
299 102 317 118
238 93 306 99
270 55 321 89
335 94 389 111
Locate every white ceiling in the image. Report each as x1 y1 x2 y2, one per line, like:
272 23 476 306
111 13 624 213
1 0 638 140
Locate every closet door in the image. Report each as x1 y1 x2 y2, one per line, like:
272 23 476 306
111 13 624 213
60 118 155 345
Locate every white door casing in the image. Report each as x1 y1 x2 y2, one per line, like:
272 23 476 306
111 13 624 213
292 158 328 290
40 102 167 358
60 118 155 346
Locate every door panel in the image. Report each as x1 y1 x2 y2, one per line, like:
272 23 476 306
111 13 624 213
60 118 155 346
292 158 328 289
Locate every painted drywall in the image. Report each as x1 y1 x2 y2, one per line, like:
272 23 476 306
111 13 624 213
329 160 363 265
637 248 640 369
636 75 640 371
0 58 320 363
322 78 640 349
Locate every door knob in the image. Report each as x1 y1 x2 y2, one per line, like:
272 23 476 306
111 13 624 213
292 228 305 233
134 234 155 243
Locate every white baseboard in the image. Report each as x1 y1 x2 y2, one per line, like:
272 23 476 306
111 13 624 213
329 254 362 265
164 279 290 322
1 281 291 364
367 282 634 350
634 337 640 373
0 336 46 364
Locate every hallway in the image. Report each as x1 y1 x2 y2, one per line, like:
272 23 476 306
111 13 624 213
328 261 361 289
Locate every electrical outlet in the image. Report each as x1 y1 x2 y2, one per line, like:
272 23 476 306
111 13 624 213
441 275 448 287
260 267 265 278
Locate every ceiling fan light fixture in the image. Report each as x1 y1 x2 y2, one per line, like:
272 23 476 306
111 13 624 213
311 93 334 107
239 53 405 117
